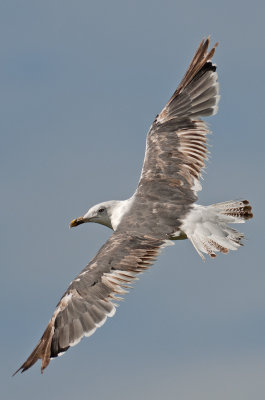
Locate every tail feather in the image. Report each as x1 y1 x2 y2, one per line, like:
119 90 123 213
181 200 253 260
211 200 253 221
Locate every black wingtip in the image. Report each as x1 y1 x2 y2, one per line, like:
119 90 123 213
12 366 23 377
201 61 217 73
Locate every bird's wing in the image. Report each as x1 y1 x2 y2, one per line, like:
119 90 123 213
14 233 170 375
117 38 219 238
138 37 219 202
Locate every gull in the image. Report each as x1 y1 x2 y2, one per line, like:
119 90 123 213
14 37 253 375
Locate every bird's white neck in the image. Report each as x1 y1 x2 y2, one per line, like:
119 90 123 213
110 197 134 230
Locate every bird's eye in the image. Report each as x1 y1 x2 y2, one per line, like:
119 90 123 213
98 208 105 213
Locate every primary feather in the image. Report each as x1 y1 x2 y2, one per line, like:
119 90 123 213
14 37 252 375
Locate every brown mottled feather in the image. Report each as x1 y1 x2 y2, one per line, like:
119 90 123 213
14 38 251 376
13 234 166 374
118 38 219 238
160 36 218 120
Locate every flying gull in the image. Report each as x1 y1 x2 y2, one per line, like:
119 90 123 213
14 37 253 375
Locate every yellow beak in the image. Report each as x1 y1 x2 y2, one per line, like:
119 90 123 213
69 217 85 228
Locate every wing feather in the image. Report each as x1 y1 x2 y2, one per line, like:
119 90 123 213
117 38 219 239
13 233 170 375
14 38 220 376
141 38 219 198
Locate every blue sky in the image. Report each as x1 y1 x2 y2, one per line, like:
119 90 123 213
1 1 264 399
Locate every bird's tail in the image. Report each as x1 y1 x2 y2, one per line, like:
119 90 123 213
180 200 253 260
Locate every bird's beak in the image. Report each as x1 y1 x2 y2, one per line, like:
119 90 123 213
69 217 86 228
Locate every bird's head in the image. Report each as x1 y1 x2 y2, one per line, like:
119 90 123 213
69 200 119 230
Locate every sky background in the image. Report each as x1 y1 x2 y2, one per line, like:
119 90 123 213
1 1 265 399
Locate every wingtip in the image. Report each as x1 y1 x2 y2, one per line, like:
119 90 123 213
202 36 219 59
204 34 218 46
169 36 219 99
12 359 47 376
12 368 21 377
12 365 26 377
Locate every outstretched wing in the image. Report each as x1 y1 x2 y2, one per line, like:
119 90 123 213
139 37 219 199
14 233 169 374
118 38 219 238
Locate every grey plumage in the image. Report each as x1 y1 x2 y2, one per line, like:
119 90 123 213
118 42 219 237
14 37 252 375
14 234 165 373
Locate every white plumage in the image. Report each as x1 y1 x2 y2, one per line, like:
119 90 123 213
14 38 252 376
181 201 250 259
